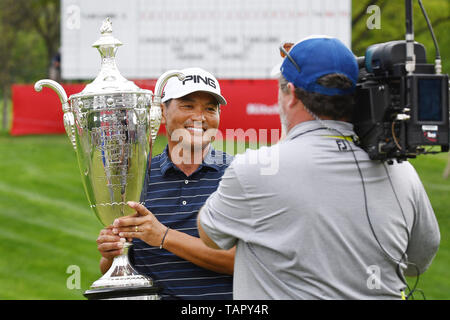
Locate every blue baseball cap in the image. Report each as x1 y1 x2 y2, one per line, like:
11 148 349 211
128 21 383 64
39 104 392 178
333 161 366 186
280 36 358 96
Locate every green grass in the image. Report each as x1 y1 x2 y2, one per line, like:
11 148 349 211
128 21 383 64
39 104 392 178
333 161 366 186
0 133 168 299
408 153 450 299
0 133 449 299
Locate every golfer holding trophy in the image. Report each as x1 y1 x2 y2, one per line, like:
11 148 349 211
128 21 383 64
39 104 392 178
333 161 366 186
35 18 184 299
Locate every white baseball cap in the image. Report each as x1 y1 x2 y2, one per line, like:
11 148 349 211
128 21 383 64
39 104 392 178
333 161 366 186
161 67 227 105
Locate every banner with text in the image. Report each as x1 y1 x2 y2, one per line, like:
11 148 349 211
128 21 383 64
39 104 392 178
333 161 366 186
11 80 281 143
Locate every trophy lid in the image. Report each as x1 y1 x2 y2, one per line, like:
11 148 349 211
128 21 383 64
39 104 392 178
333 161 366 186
70 18 148 99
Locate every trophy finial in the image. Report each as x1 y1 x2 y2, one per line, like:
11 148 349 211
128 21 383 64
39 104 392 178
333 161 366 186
92 17 122 49
100 17 113 34
84 17 141 94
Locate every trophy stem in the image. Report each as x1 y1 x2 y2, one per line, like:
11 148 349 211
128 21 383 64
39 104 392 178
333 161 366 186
84 242 161 300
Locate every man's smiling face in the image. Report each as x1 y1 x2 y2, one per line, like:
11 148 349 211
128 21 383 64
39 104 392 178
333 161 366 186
162 91 220 152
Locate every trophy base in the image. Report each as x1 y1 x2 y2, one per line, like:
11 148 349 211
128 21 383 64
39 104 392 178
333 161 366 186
84 286 161 300
84 242 161 300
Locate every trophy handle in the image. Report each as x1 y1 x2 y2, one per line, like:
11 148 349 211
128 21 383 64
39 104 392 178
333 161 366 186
34 79 69 110
34 79 77 150
149 71 186 144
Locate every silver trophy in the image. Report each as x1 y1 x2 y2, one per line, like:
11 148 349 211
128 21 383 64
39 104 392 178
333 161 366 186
35 18 184 299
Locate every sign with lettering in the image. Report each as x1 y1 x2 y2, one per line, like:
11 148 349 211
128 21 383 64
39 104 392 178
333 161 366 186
61 0 351 79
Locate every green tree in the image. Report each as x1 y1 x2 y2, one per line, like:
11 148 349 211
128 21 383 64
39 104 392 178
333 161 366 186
352 0 450 73
0 0 60 130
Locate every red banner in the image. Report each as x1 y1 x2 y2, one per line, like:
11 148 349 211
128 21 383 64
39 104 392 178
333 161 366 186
11 84 86 136
11 80 281 142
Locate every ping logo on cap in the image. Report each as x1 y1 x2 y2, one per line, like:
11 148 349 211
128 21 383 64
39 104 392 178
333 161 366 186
182 74 217 89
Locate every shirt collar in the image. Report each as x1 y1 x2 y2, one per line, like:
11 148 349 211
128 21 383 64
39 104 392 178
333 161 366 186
159 145 173 176
159 144 221 176
286 120 355 141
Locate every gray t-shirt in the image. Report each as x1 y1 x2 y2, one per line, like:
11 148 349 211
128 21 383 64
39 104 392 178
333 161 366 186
199 120 440 299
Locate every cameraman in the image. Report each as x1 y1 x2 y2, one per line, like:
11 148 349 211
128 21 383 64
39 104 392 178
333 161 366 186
197 36 440 299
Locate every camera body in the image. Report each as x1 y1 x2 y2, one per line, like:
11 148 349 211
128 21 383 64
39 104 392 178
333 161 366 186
353 40 449 162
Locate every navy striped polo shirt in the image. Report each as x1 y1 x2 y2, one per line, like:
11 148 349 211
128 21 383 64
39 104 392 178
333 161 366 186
130 145 234 300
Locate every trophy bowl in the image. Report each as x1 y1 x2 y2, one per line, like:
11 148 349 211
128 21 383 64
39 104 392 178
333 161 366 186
35 18 184 300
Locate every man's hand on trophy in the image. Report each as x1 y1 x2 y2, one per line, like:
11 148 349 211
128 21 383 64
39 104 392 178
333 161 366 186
112 201 168 248
96 227 125 259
